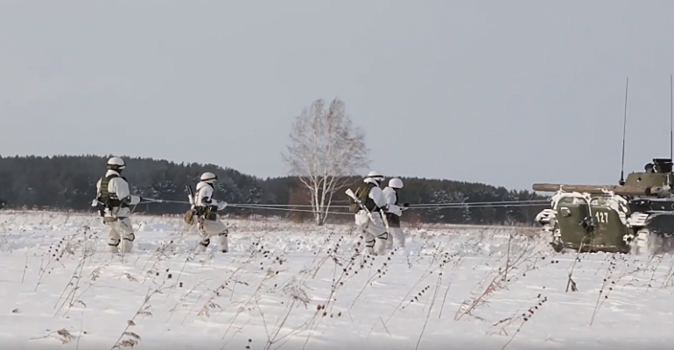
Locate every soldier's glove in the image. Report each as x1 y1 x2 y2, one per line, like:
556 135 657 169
217 201 228 211
129 195 141 205
387 204 403 216
120 196 141 206
403 203 409 208
91 199 105 217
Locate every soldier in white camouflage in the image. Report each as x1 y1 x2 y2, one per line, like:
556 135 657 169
92 157 141 254
350 171 389 255
383 177 408 250
188 172 230 253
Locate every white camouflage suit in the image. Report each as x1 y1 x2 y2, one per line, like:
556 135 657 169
354 173 389 256
192 173 229 253
93 157 141 254
383 178 405 249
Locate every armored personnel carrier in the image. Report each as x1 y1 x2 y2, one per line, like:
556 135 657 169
532 158 674 254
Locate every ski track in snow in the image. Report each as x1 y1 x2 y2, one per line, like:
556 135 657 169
0 211 673 349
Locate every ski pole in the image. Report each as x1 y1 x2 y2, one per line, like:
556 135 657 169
139 197 191 204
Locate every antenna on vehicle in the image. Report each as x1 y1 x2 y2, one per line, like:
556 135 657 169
619 77 629 186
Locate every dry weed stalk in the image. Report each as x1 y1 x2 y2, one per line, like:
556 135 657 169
496 294 548 350
240 233 361 350
181 239 269 327
172 243 205 289
294 294 341 350
31 328 75 344
348 253 393 310
400 251 459 313
309 232 346 278
35 232 80 291
53 227 100 317
64 262 109 313
258 279 313 350
219 272 282 347
565 242 586 292
139 240 176 283
315 249 361 311
21 254 28 284
385 250 462 324
210 259 273 337
503 234 513 281
645 254 664 291
455 240 540 321
661 256 674 288
438 254 465 319
278 247 366 350
196 282 230 318
414 255 448 350
589 257 617 326
111 281 167 349
167 278 212 321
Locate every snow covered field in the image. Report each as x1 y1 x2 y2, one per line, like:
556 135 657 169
0 211 673 349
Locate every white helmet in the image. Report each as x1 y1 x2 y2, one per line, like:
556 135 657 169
106 156 126 171
388 178 403 189
364 170 384 184
365 170 384 180
200 172 218 183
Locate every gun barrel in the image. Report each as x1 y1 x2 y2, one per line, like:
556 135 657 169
532 183 655 195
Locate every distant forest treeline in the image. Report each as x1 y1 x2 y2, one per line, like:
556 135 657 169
0 155 549 225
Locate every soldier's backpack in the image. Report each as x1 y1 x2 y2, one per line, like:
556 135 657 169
96 173 130 211
349 184 371 213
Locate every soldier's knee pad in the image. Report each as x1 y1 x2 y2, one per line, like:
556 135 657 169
108 238 121 247
365 237 375 248
218 229 229 237
123 233 135 242
377 232 389 240
200 238 211 247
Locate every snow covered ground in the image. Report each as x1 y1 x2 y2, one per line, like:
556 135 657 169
0 210 673 349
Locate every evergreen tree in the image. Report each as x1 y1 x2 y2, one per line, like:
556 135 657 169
0 155 547 224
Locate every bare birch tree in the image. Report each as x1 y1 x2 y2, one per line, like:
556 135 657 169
282 98 370 226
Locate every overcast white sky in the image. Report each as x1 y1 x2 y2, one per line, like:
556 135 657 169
2 1 674 190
